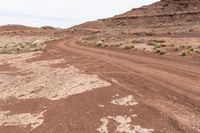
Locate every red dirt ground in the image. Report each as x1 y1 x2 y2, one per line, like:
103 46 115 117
0 0 200 133
0 37 199 132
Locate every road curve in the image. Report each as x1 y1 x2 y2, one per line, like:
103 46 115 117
0 36 199 133
57 37 200 101
47 36 200 132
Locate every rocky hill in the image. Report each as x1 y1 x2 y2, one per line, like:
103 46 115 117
72 0 200 56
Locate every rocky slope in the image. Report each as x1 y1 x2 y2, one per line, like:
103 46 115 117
73 0 200 56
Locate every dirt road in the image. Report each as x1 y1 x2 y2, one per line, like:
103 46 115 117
0 36 199 133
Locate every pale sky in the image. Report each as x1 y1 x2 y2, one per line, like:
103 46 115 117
0 0 158 28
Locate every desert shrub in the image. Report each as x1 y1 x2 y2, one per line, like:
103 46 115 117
79 40 88 45
121 32 127 34
20 45 25 49
100 38 106 42
181 51 187 56
97 41 104 47
176 6 182 11
110 44 114 47
124 45 134 49
188 29 193 32
155 48 166 55
114 44 121 48
0 49 11 54
186 45 192 49
179 45 186 49
155 49 161 53
16 47 21 51
160 44 166 47
32 48 41 51
152 40 166 43
154 44 162 49
147 42 155 46
195 50 200 53
167 32 172 35
159 50 166 55
103 44 108 48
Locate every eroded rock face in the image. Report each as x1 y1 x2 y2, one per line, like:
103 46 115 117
161 0 200 7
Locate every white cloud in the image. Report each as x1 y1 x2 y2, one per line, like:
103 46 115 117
0 0 158 28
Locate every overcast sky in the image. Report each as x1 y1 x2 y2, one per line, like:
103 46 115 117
0 0 158 28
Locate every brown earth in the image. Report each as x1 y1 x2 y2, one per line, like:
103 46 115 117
0 24 65 54
0 0 200 133
0 36 199 133
73 0 200 56
0 24 60 36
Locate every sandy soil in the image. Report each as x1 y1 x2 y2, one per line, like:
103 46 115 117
0 35 59 54
0 109 45 130
0 53 110 100
0 36 199 133
0 1 200 132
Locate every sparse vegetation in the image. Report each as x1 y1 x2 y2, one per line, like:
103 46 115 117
154 45 162 49
103 44 108 48
0 49 12 54
195 50 200 53
151 40 166 43
159 50 167 55
188 29 193 32
178 45 196 56
100 38 106 42
148 41 166 48
150 42 167 55
181 51 187 56
124 45 135 49
167 32 172 35
155 49 161 53
186 45 192 49
97 40 104 47
114 43 122 48
155 49 166 55
79 40 87 45
0 37 59 54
